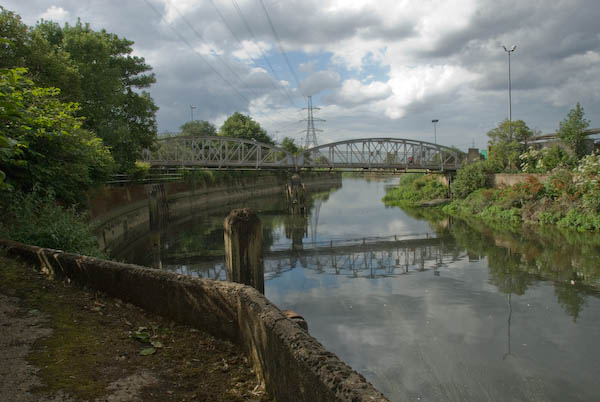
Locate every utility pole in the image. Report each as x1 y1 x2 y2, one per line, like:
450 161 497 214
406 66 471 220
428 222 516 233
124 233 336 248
432 119 439 144
301 96 325 149
502 45 517 136
190 105 196 122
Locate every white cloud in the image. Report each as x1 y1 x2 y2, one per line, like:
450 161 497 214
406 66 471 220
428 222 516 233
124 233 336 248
325 79 391 107
39 5 70 22
298 70 341 96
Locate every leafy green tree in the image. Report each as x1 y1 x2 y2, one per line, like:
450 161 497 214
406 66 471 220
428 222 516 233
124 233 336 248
0 68 114 203
487 119 534 171
219 112 274 144
558 103 590 158
1 9 159 171
487 119 534 144
179 120 217 137
0 9 81 100
280 136 300 154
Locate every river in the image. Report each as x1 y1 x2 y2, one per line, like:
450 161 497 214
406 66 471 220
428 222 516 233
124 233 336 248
114 176 600 402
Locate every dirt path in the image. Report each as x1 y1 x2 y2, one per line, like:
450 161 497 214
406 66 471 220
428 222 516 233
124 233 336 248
0 257 270 402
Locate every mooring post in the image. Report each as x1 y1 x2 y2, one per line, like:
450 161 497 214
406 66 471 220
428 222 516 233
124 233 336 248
224 208 265 294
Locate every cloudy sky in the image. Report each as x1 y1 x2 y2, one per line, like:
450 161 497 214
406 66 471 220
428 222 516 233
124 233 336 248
5 0 599 149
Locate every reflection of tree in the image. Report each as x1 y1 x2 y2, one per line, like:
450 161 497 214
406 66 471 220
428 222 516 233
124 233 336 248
554 281 588 322
487 249 535 296
404 212 600 321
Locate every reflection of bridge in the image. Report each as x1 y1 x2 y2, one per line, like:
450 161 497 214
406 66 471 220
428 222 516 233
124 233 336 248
142 136 463 171
163 234 462 281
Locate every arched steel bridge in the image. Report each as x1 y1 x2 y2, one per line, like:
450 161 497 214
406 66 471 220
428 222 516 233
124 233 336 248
141 135 463 171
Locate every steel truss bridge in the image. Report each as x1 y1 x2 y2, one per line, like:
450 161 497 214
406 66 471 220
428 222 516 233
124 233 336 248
142 136 463 171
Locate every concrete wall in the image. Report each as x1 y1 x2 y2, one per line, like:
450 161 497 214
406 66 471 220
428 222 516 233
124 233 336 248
492 173 550 188
0 239 388 402
89 173 342 254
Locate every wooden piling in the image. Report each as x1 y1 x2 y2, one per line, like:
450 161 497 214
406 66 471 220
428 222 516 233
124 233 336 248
224 208 264 294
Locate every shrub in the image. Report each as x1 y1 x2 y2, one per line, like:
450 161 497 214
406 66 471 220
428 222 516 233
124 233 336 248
383 174 447 207
451 160 498 199
0 189 104 257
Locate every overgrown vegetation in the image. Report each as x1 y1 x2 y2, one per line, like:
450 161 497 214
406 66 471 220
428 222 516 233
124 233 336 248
0 189 105 257
444 153 600 231
382 174 448 207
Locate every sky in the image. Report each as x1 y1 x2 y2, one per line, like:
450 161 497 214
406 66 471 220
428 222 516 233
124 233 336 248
4 0 600 150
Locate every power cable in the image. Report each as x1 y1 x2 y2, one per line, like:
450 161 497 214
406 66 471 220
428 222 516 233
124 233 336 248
143 0 289 129
165 0 264 101
208 0 300 113
257 0 301 88
230 0 299 108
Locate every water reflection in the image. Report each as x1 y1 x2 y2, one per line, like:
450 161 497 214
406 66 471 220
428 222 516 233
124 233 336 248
115 177 600 402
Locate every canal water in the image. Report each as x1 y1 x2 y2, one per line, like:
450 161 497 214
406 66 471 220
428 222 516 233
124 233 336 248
116 177 600 402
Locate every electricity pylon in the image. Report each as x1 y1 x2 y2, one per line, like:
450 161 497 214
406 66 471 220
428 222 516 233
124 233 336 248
300 96 325 149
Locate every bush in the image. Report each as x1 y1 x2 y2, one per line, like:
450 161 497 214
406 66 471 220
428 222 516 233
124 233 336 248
520 145 572 173
383 174 447 207
451 160 498 199
0 189 104 257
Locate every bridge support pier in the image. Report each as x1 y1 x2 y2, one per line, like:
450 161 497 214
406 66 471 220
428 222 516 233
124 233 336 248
286 174 307 215
224 208 265 294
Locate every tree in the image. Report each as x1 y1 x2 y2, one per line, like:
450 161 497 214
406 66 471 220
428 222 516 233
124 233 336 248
487 119 534 144
219 112 274 145
280 136 300 154
1 9 159 171
179 120 217 137
558 103 590 158
0 68 114 203
487 119 534 171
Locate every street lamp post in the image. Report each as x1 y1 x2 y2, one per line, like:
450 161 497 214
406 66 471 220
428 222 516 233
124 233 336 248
431 119 439 144
502 45 517 124
190 105 196 122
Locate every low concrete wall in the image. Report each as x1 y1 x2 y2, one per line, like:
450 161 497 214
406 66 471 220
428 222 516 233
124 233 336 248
1 239 388 402
492 173 550 188
90 173 342 254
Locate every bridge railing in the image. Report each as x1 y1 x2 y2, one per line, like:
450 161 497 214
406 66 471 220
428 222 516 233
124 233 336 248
143 136 463 170
297 138 461 170
142 135 295 168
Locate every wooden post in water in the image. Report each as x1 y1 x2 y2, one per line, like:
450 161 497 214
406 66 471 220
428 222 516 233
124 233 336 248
224 208 264 294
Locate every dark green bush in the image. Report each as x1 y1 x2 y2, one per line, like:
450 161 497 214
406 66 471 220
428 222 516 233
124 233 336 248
451 160 499 199
0 189 104 257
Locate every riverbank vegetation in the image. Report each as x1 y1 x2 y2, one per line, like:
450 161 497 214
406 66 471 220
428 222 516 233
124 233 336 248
384 103 599 232
382 174 448 207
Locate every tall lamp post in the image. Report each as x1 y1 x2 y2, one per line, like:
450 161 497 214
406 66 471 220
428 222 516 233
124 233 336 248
189 104 196 122
502 45 517 124
431 119 439 144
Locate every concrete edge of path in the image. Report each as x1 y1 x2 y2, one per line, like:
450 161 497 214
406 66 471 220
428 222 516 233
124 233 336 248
0 239 389 402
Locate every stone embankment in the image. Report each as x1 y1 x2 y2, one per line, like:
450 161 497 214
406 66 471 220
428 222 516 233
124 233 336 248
89 172 342 255
1 239 389 402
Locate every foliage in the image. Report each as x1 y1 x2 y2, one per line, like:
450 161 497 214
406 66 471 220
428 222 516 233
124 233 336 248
179 120 217 137
0 189 104 257
572 153 600 213
280 136 300 154
0 68 114 203
487 119 534 144
558 103 590 158
383 174 448 207
451 160 499 199
219 112 274 145
487 119 534 171
519 145 572 173
1 9 159 171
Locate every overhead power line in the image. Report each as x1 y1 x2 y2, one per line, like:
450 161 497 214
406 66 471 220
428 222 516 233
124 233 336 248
230 0 299 108
256 0 301 89
165 0 266 101
143 0 294 130
142 0 252 106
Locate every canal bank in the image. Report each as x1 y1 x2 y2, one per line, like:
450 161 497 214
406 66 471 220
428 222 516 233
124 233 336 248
89 171 342 256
